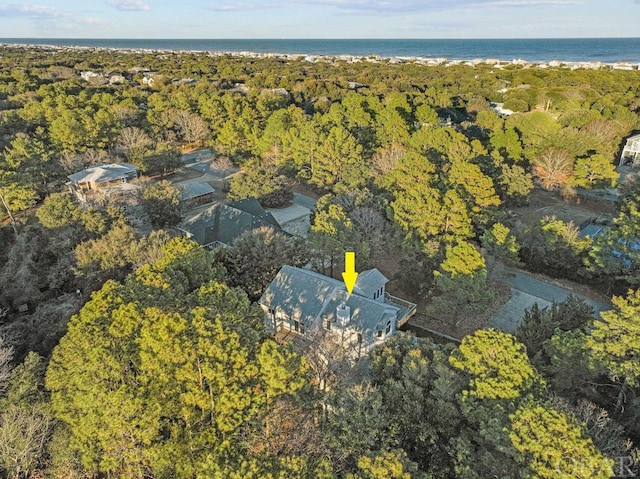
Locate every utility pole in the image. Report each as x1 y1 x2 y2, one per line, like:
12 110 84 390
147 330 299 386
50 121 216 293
0 191 17 237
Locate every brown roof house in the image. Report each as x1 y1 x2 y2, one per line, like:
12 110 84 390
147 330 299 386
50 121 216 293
259 266 417 360
177 198 283 249
67 163 139 206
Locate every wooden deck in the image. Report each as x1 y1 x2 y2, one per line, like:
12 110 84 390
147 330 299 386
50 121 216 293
385 292 417 328
274 329 302 344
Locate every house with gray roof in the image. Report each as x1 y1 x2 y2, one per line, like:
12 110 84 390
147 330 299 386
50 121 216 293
175 181 215 208
177 198 282 248
259 266 416 359
67 163 139 206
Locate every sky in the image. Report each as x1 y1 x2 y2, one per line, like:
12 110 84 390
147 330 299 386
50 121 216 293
0 0 639 39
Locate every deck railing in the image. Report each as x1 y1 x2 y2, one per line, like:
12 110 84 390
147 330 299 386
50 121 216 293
385 292 417 327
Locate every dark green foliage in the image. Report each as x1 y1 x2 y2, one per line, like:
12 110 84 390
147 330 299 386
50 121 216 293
46 238 308 478
140 180 181 228
1 44 640 478
0 353 53 479
516 295 593 364
216 226 310 301
518 216 591 280
227 163 293 208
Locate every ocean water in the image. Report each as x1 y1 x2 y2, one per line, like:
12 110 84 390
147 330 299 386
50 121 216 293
2 38 640 64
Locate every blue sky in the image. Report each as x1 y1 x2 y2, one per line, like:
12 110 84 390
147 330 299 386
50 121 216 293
0 0 638 39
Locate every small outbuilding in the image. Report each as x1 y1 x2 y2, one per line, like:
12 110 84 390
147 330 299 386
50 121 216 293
175 181 215 208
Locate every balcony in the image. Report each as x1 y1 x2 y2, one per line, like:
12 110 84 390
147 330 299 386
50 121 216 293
384 292 417 327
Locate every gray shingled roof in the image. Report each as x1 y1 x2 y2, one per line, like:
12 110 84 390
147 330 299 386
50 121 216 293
178 198 282 246
353 269 389 297
260 266 340 325
68 163 138 184
259 266 400 340
176 181 215 201
321 290 397 337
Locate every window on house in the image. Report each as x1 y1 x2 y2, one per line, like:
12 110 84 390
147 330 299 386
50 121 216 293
323 318 332 330
385 321 392 335
376 330 383 339
292 319 304 334
357 333 363 343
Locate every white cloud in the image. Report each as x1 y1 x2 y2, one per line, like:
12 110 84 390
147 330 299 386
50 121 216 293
208 0 581 13
0 3 108 28
107 0 150 11
0 3 68 18
481 1 582 6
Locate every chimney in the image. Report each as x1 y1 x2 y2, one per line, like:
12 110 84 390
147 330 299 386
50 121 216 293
336 303 350 327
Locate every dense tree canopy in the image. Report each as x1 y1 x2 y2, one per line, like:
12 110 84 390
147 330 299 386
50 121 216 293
1 43 639 478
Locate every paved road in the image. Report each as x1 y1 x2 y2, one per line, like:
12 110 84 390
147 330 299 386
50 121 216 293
489 270 611 333
293 193 317 210
181 149 214 164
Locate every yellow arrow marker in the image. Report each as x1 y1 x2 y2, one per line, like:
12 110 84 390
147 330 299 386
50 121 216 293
342 251 358 295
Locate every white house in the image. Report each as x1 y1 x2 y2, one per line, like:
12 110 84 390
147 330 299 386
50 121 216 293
67 163 139 206
619 133 640 167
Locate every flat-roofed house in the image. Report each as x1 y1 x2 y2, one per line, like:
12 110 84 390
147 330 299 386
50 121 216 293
258 266 417 360
67 163 139 206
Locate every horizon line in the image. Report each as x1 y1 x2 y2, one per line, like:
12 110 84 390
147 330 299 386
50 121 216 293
2 36 640 41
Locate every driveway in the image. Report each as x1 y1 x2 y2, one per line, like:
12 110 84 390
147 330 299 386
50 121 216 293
266 194 317 237
489 270 611 333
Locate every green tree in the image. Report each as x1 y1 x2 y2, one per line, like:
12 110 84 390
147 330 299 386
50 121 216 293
449 329 539 400
227 163 293 208
570 154 618 190
587 289 640 412
140 180 181 229
509 402 613 478
47 238 307 478
74 223 141 281
516 296 593 364
481 222 521 267
429 241 496 325
519 216 590 279
588 180 640 287
35 193 82 229
216 226 310 300
311 125 367 191
49 110 89 152
309 203 355 277
490 128 523 161
498 161 533 206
